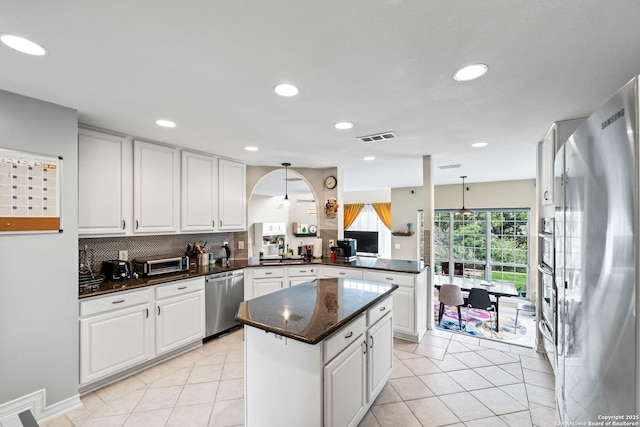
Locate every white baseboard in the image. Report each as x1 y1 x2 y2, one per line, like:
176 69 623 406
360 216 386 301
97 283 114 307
0 389 81 423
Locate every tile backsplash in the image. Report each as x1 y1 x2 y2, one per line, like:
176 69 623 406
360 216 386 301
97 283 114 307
79 231 248 275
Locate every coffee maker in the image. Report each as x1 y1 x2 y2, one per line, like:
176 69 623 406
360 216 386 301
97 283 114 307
219 242 231 267
331 239 357 261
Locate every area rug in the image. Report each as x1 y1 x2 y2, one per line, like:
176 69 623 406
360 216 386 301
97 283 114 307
434 304 527 341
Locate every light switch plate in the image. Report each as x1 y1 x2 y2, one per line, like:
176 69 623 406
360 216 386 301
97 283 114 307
119 250 128 261
394 244 400 249
238 241 245 250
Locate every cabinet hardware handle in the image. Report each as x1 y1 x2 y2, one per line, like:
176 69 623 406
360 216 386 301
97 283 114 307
135 220 139 230
112 299 125 304
122 220 125 230
370 336 374 349
385 277 393 281
212 220 215 228
146 308 149 318
178 286 187 290
345 331 353 339
379 306 386 311
157 306 161 315
363 341 367 355
265 272 272 275
220 220 222 228
339 272 346 275
544 190 549 200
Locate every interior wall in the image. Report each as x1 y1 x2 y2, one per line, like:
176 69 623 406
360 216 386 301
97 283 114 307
0 91 79 408
390 187 423 261
343 189 391 204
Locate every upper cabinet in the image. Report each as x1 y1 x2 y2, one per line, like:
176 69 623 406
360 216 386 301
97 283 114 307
78 129 132 235
540 126 555 206
133 140 180 233
218 158 246 231
181 151 218 232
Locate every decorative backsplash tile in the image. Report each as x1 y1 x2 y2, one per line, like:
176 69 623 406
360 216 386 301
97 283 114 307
79 231 248 275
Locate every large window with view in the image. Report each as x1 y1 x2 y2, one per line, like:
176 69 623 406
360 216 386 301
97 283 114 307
433 209 530 296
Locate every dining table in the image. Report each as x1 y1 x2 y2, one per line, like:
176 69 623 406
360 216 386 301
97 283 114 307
433 275 519 331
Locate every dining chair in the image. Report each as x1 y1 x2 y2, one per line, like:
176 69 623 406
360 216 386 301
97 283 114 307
465 288 496 332
438 284 465 330
515 302 536 329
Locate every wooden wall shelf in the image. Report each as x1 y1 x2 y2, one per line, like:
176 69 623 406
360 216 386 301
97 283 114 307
294 233 317 237
391 231 414 236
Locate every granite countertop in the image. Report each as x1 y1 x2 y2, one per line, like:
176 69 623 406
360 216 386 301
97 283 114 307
235 278 397 344
79 256 427 299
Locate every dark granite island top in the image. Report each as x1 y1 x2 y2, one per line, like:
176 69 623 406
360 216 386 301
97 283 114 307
235 278 397 344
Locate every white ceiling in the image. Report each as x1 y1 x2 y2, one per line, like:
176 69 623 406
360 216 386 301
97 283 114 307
2 1 640 191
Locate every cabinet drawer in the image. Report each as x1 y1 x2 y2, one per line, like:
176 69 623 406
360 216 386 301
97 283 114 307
155 277 204 300
253 267 285 279
81 288 151 317
324 314 366 363
323 267 363 279
287 266 316 277
368 296 393 327
364 270 414 287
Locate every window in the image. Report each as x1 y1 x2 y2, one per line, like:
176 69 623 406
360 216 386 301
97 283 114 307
433 209 530 295
346 204 391 258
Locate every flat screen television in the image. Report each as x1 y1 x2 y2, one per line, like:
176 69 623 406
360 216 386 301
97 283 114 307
344 230 379 255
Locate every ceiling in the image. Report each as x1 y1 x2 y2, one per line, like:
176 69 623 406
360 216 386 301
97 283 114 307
2 1 640 192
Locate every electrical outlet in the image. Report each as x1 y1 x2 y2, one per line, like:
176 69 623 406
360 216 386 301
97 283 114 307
119 250 128 261
329 240 335 247
223 241 229 246
394 244 400 250
238 241 245 250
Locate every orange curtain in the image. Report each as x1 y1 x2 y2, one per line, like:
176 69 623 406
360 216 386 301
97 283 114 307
372 202 392 230
343 203 364 230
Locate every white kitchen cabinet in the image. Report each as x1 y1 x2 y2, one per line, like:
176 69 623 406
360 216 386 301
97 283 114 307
324 338 368 427
78 129 132 235
155 277 205 355
133 140 180 233
364 269 426 342
251 267 285 298
79 289 153 385
80 278 205 388
218 158 246 230
287 265 317 287
321 265 363 279
181 151 218 232
540 126 555 206
367 312 393 400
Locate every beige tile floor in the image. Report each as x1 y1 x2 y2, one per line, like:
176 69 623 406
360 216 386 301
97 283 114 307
41 322 555 427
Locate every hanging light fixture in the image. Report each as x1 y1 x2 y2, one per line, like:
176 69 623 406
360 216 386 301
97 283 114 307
282 162 291 207
453 175 473 216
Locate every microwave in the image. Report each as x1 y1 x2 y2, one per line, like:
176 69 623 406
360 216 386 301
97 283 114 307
132 255 189 277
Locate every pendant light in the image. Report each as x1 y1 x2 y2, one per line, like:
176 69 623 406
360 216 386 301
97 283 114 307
453 175 473 216
282 162 291 207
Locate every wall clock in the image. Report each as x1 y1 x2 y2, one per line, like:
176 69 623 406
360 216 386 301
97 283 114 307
324 175 337 189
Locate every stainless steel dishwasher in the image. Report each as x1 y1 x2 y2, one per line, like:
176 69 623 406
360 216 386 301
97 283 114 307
205 270 244 338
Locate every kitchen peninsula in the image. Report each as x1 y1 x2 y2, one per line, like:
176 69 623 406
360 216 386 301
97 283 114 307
236 278 397 427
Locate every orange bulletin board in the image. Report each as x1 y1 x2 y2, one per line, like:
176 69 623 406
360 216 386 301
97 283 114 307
0 148 62 233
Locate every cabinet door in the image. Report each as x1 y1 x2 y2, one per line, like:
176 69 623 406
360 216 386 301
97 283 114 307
392 286 415 334
80 303 153 385
367 313 393 402
133 140 180 233
155 290 205 355
78 129 132 235
218 158 246 230
253 279 284 297
324 338 367 427
541 125 555 205
181 151 218 232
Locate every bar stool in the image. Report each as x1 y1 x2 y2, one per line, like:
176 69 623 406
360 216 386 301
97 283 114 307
515 302 536 329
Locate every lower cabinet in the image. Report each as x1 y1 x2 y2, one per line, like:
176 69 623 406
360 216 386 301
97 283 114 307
79 277 205 388
79 289 153 386
244 296 393 427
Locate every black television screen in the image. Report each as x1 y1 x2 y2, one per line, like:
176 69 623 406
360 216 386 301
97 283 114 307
344 230 379 255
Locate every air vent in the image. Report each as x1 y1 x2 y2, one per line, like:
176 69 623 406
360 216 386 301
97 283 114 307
356 131 396 143
438 164 461 169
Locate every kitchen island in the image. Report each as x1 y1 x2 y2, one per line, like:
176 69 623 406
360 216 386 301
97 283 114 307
236 278 397 427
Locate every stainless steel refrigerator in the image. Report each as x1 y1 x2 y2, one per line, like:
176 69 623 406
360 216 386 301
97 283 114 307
554 76 638 422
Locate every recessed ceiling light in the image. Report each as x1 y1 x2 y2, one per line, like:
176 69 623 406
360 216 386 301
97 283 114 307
334 122 354 130
274 83 299 97
1 34 47 56
155 119 176 128
244 146 259 152
453 64 488 81
472 142 488 148
363 156 376 161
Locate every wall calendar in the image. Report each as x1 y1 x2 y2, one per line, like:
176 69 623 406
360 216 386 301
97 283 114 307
0 148 62 233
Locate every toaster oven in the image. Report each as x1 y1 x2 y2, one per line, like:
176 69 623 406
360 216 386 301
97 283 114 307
132 255 189 277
